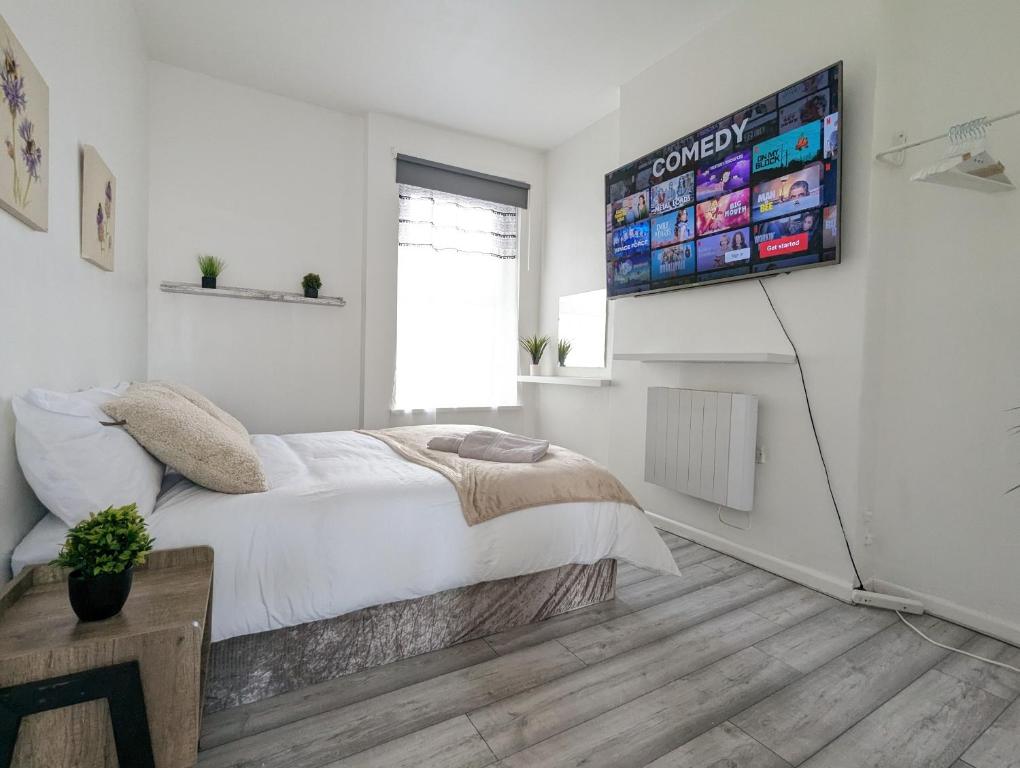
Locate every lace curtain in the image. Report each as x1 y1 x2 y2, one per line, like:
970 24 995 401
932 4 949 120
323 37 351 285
393 184 519 410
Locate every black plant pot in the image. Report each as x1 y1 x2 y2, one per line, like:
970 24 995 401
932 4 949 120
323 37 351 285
68 567 133 622
202 276 217 289
304 286 319 298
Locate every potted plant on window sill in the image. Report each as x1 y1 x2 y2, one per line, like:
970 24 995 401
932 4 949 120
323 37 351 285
198 254 225 289
302 272 322 299
520 334 550 376
50 504 155 622
557 339 573 370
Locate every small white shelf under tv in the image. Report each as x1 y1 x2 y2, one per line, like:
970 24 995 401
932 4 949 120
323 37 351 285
613 352 796 364
517 375 611 387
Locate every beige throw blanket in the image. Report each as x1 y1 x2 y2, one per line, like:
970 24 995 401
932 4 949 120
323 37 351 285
359 425 640 526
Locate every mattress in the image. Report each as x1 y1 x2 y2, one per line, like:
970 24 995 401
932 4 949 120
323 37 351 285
12 430 678 642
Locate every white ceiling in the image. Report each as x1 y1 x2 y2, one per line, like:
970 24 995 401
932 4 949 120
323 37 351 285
134 0 741 149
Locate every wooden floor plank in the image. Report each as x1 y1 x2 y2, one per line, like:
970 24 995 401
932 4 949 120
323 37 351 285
937 635 1020 701
733 616 974 766
801 669 1009 768
730 583 839 629
666 539 697 554
323 715 496 768
498 647 799 768
470 605 784 757
657 531 694 552
201 639 497 749
700 553 752 576
616 563 744 610
755 603 898 673
962 696 1020 768
560 569 789 664
616 564 657 587
483 598 634 656
671 543 723 569
644 722 791 768
197 640 583 768
741 583 838 628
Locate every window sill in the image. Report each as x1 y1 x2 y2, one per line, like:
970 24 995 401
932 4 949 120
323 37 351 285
389 405 523 415
517 375 611 387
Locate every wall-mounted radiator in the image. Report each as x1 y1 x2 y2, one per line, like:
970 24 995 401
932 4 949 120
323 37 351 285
645 387 759 512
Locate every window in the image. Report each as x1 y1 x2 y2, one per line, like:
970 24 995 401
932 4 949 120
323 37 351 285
393 183 520 410
557 289 607 368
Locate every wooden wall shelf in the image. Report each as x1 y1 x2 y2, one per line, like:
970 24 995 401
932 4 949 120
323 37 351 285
160 281 346 307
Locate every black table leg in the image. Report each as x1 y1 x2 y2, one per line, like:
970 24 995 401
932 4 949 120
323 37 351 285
0 661 154 768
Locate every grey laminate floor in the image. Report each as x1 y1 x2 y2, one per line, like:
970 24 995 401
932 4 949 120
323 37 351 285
198 530 1020 768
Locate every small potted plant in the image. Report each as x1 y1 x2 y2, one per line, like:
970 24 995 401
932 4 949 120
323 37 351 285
197 254 225 289
519 334 550 376
557 339 573 368
50 504 154 622
302 272 322 299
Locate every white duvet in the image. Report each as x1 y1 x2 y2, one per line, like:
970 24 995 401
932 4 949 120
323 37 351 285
13 431 679 642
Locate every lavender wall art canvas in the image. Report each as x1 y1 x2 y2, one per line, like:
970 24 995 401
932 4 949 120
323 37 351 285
81 145 115 271
1 13 48 231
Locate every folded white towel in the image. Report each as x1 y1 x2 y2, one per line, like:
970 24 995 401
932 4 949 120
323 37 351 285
458 430 549 463
427 435 464 453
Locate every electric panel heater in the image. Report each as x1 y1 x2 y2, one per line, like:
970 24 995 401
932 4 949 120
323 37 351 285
645 388 759 511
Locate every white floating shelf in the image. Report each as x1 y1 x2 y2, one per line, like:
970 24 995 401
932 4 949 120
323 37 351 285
614 352 796 364
517 375 611 387
160 281 346 307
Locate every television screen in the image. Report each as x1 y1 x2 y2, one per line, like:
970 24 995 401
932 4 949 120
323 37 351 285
605 62 842 298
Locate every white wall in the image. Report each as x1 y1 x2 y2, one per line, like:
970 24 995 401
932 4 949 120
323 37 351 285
147 75 548 437
861 0 1020 642
362 112 546 434
539 0 1020 641
539 0 881 598
146 63 365 434
536 113 619 465
0 0 149 579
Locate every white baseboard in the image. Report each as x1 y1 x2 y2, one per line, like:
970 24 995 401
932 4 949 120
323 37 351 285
645 511 1020 647
645 511 856 603
868 578 1020 648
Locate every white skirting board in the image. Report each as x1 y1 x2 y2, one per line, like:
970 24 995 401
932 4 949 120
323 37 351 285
645 511 855 602
648 510 1020 648
868 578 1020 648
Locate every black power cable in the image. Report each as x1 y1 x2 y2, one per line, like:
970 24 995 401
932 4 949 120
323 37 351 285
758 278 864 590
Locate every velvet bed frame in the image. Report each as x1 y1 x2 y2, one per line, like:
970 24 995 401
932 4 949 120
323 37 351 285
204 558 616 712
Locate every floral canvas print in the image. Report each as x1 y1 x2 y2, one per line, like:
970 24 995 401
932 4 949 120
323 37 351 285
81 145 115 271
0 13 48 231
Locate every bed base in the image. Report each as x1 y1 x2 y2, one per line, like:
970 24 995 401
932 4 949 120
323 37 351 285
204 558 616 712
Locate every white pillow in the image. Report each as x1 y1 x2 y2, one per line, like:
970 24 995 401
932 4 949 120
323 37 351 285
13 385 165 526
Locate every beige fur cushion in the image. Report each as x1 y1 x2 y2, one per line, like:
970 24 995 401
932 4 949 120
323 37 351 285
145 381 249 437
102 385 268 494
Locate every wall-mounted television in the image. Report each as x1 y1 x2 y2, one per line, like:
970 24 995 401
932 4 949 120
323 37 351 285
606 62 842 298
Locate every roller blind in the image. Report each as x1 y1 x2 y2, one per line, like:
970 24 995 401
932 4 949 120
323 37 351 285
395 154 530 209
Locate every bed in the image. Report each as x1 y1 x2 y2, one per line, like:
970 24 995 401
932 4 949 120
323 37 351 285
13 429 678 711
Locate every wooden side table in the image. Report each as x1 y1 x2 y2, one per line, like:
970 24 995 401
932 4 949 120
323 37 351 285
0 547 213 768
